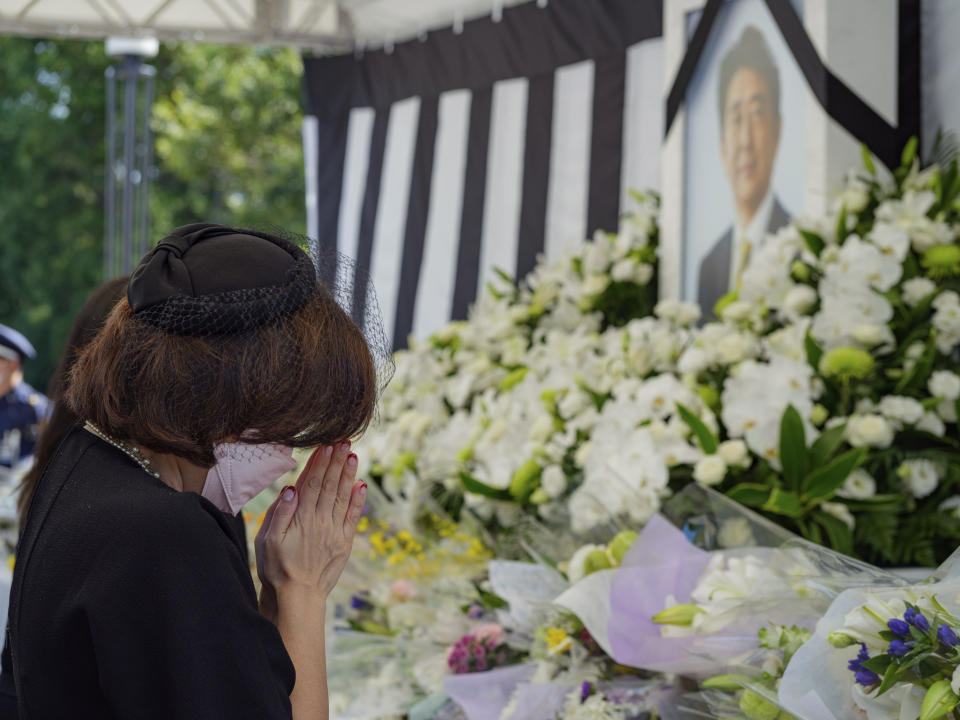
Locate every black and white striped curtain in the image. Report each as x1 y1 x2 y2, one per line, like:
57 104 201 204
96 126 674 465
302 0 664 349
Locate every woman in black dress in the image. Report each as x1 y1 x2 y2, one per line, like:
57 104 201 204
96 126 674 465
4 224 379 719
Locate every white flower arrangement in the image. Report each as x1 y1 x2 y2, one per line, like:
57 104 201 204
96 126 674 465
355 147 960 568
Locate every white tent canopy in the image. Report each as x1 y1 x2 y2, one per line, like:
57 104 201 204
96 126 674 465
0 0 530 50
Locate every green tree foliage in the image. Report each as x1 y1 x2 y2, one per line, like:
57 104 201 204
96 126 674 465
0 37 304 390
150 43 305 234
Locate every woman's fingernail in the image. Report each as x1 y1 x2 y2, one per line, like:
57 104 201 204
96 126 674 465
340 440 351 453
359 483 367 497
281 486 296 502
323 445 333 457
347 453 358 468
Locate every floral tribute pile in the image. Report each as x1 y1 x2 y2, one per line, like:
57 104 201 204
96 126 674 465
360 142 960 567
247 145 960 719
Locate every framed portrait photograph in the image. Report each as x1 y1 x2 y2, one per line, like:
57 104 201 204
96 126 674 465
659 0 912 317
681 0 805 316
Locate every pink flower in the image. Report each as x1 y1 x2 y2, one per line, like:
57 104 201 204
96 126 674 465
390 578 416 601
473 623 504 647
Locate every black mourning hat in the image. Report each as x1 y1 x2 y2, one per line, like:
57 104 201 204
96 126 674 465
128 223 317 336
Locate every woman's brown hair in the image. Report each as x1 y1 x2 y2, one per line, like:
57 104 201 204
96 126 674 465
65 284 377 468
18 276 129 527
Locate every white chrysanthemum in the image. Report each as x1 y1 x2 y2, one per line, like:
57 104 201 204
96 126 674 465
837 469 876 499
541 465 567 499
718 439 750 467
898 459 940 498
929 370 960 400
654 299 701 326
901 276 937 307
572 425 669 533
940 496 960 518
917 411 946 437
821 501 855 530
852 323 895 349
901 459 941 500
717 517 755 548
783 284 818 317
693 455 727 486
845 414 895 448
763 319 811 362
878 395 925 426
562 691 625 720
812 284 893 350
932 295 960 354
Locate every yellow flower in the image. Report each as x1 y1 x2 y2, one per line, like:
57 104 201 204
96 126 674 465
544 628 572 655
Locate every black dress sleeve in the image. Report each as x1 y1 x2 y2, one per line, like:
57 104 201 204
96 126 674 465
84 494 295 720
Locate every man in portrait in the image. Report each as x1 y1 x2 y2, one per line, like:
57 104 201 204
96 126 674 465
698 25 791 317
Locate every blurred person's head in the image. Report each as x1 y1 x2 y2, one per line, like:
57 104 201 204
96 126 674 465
0 324 37 397
17 277 129 526
717 26 781 227
66 225 378 474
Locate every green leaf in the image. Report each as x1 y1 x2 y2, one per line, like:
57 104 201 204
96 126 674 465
836 204 849 244
676 403 718 454
804 331 824 372
842 495 907 513
813 510 854 555
861 144 877 175
762 488 806 517
780 405 807 492
902 135 919 169
800 229 825 257
460 472 513 501
896 335 936 394
802 448 867 505
808 424 847 469
725 483 772 508
861 654 893 673
875 658 900 696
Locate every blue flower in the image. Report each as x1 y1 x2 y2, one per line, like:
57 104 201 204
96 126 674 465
913 613 930 633
580 681 592 702
848 644 880 687
904 607 917 624
888 639 914 656
938 624 960 647
888 618 910 636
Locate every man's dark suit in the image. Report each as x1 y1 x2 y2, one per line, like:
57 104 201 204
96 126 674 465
697 196 791 318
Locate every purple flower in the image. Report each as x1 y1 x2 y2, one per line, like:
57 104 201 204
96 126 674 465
938 624 960 647
472 644 486 660
350 595 374 611
913 614 930 633
904 607 917 624
888 639 914 656
467 604 484 620
848 644 880 687
888 618 910 636
580 681 592 702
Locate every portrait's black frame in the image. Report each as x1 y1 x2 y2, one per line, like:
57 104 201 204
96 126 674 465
664 0 921 170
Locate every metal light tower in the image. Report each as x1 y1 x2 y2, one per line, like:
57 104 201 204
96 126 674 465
104 37 158 279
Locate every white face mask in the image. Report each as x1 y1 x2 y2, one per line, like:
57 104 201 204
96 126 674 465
201 442 297 515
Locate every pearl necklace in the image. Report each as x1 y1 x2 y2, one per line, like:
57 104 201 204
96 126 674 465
84 421 161 479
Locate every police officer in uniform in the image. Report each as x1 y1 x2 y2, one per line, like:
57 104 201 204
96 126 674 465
0 325 50 479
